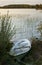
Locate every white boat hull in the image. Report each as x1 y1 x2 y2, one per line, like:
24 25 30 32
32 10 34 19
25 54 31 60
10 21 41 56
9 39 31 56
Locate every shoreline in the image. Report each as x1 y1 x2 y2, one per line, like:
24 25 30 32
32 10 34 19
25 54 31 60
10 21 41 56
0 4 42 10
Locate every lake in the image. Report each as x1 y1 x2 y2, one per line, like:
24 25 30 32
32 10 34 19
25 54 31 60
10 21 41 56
0 9 42 42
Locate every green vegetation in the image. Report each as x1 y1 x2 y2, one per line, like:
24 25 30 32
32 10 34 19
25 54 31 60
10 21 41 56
0 14 16 65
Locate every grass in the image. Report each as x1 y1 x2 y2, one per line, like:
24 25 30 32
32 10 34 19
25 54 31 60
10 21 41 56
0 14 16 65
0 14 42 65
22 38 42 65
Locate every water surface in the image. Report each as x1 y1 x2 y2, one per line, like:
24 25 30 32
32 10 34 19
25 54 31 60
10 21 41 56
0 9 42 41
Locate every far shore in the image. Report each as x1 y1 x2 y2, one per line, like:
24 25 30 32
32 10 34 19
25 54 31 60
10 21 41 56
0 4 42 10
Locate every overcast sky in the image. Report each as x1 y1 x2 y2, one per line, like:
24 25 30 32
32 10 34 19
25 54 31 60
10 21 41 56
0 0 42 6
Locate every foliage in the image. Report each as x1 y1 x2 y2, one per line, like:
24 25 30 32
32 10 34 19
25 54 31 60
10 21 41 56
0 14 16 65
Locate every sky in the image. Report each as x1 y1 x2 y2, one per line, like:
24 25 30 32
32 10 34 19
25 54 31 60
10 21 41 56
0 0 42 6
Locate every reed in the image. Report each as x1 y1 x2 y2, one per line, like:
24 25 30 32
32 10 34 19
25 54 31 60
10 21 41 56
0 13 16 64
